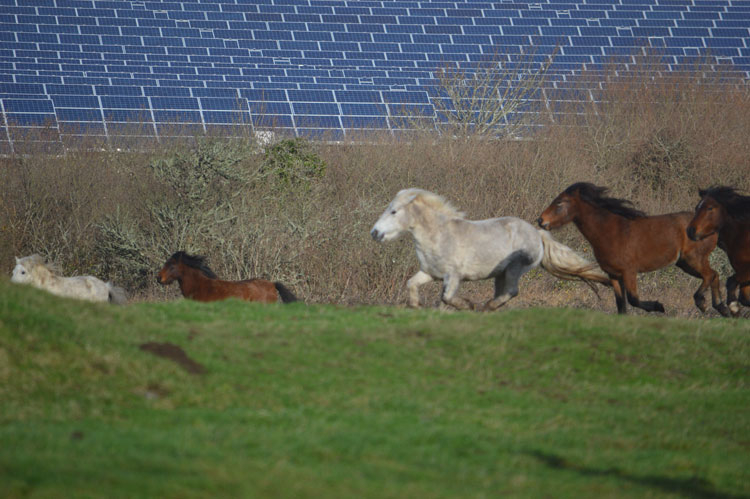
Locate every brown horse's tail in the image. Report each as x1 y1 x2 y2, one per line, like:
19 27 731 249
274 282 298 303
537 229 611 294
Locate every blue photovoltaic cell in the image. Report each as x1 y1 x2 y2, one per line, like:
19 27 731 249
0 83 45 95
3 99 54 113
341 115 389 128
200 98 247 111
340 103 387 115
240 89 288 101
100 96 149 109
292 102 339 115
5 113 57 126
104 109 154 123
153 110 202 122
145 87 192 97
247 101 292 115
294 115 341 128
202 110 250 124
150 97 200 110
251 114 293 128
50 95 99 107
56 108 102 121
382 91 430 104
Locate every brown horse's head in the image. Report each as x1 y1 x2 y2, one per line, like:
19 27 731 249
157 254 181 285
157 251 218 285
538 189 577 230
687 190 726 241
538 182 645 230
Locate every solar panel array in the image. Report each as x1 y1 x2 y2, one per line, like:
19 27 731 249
1 0 749 151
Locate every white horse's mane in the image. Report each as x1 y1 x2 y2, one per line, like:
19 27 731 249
17 254 61 275
398 188 466 219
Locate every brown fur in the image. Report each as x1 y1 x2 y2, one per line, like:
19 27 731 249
688 188 750 316
539 183 729 316
157 252 297 304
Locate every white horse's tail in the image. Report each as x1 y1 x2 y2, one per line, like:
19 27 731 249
537 229 611 291
107 283 128 305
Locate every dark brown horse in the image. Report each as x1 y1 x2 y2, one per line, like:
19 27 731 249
538 183 729 316
687 186 750 317
157 251 298 304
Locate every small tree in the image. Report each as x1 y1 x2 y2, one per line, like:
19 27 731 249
428 49 556 139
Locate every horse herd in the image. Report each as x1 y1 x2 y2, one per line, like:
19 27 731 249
9 183 750 318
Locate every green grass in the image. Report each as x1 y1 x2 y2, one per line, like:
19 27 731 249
1 278 748 498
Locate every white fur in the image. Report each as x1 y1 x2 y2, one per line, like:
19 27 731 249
729 301 741 315
11 254 127 304
371 188 608 310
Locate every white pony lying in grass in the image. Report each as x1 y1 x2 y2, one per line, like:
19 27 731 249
11 254 127 305
370 188 609 311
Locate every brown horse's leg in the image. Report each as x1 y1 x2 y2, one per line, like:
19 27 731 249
736 271 750 315
739 283 750 309
713 272 731 317
622 271 665 313
611 277 627 314
727 275 741 317
675 258 730 317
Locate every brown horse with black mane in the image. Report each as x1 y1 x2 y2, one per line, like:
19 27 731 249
687 186 750 317
157 251 298 304
538 182 729 316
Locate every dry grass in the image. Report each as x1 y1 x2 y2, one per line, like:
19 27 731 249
2 67 748 317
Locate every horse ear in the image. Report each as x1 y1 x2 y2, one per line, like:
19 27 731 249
698 188 707 197
15 257 20 264
404 192 420 205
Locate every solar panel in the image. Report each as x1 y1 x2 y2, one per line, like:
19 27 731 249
0 0 747 142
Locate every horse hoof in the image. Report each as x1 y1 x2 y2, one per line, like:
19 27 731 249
474 302 490 312
716 304 732 318
729 301 741 317
694 298 708 313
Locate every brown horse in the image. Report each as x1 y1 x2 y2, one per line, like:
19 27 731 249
157 251 298 304
687 186 750 317
538 182 729 316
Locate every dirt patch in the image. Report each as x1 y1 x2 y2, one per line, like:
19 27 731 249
139 342 206 375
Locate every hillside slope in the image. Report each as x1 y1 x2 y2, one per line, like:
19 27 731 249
1 279 748 498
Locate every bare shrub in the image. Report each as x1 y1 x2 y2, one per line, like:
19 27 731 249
411 49 556 139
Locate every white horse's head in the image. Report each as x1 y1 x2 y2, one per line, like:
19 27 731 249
11 255 53 286
371 188 464 242
11 257 33 284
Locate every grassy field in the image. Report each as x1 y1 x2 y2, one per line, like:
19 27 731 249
1 278 748 498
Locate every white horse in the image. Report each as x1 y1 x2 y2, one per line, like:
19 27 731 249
11 254 127 305
370 188 610 311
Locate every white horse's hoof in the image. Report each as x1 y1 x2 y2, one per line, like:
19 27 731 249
729 301 741 316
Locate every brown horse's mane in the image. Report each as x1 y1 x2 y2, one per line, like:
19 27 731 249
566 182 646 220
171 251 218 279
699 186 750 221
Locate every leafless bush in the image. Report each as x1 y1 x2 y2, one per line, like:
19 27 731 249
411 50 556 138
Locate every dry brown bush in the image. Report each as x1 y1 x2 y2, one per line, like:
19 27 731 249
1 66 748 317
